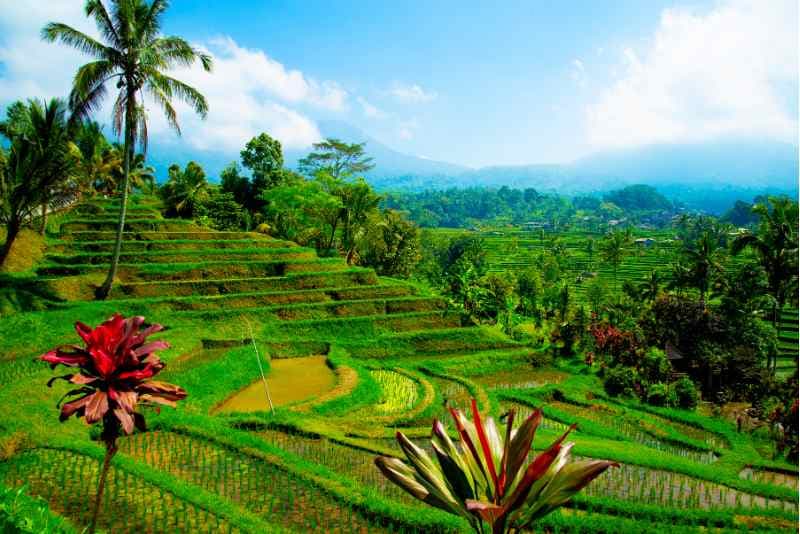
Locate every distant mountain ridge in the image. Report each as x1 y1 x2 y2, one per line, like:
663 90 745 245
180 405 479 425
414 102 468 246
147 121 797 214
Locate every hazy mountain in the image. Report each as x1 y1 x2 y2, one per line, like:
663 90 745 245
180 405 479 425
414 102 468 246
147 120 797 214
284 120 469 180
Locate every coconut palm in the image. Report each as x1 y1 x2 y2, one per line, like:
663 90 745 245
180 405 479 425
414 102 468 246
75 121 122 195
732 197 799 368
160 161 210 217
0 99 81 265
683 231 725 308
599 230 630 292
43 0 212 299
638 270 663 303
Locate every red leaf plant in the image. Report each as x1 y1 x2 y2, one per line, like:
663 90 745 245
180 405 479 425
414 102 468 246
40 313 186 533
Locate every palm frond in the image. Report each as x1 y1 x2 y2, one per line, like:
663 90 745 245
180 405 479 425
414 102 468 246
145 81 180 135
41 23 110 60
69 60 119 122
146 70 209 118
84 0 122 49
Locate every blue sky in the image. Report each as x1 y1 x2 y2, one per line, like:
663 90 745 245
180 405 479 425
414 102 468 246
0 0 797 168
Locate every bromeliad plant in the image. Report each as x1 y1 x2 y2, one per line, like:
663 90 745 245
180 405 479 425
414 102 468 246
40 313 186 533
375 399 618 534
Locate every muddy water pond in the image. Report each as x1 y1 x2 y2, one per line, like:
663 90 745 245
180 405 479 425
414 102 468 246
215 355 336 413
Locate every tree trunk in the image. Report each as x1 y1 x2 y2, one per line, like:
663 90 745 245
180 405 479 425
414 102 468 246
326 217 338 251
88 438 117 534
0 218 21 267
40 198 48 235
97 90 134 300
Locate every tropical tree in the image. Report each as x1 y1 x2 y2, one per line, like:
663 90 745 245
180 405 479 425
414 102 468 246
298 137 375 179
74 121 121 194
40 314 186 533
43 0 212 299
375 400 617 534
160 161 209 217
241 132 285 195
262 179 342 248
683 231 725 308
638 270 663 303
0 99 80 266
360 209 421 277
584 237 595 271
732 197 799 365
338 177 381 264
599 230 630 292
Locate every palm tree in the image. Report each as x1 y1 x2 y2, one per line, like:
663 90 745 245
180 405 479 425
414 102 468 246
638 270 662 303
732 197 799 368
160 161 209 217
683 231 724 308
599 230 630 292
584 237 595 271
43 0 212 299
0 99 80 266
75 121 121 195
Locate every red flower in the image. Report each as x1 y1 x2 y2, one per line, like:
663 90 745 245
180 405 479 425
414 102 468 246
41 314 186 438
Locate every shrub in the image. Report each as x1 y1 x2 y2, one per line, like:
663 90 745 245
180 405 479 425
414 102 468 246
673 376 699 409
641 347 671 384
646 382 669 406
603 366 638 397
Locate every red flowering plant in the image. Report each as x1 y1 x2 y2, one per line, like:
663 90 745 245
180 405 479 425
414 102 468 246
40 313 186 533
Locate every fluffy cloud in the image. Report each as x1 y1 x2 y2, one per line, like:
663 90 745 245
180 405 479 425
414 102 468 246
356 96 388 119
586 0 798 149
570 59 587 88
397 118 419 140
389 82 437 103
0 2 348 152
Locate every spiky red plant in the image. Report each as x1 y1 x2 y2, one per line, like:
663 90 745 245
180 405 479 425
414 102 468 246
41 313 186 533
376 400 618 533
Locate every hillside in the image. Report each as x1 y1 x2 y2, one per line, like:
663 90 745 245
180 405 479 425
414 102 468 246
0 196 797 533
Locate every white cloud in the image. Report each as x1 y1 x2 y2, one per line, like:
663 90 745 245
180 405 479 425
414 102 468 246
356 96 388 119
397 118 419 140
0 3 346 152
389 82 437 103
570 59 587 88
586 0 798 149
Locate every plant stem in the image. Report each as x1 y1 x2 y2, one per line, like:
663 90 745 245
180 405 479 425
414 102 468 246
88 438 118 534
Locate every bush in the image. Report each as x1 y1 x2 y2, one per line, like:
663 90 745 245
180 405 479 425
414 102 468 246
673 376 699 409
641 347 671 384
196 191 247 231
646 382 669 406
603 366 638 397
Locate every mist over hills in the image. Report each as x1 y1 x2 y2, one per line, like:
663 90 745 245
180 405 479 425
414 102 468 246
148 121 798 214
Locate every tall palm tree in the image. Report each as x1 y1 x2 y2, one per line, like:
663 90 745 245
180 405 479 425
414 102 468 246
732 197 799 367
683 231 725 308
43 0 212 299
599 229 630 292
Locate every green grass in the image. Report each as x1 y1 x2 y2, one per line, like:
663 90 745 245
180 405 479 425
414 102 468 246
0 197 796 533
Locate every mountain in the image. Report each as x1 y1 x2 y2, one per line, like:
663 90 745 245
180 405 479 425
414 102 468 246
284 120 469 181
147 120 797 214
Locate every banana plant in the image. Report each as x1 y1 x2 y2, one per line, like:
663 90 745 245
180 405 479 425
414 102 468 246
375 399 618 533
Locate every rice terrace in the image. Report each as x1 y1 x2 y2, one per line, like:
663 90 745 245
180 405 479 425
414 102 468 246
0 0 798 533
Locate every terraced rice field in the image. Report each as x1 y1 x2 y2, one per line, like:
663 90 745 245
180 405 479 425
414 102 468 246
0 196 796 533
